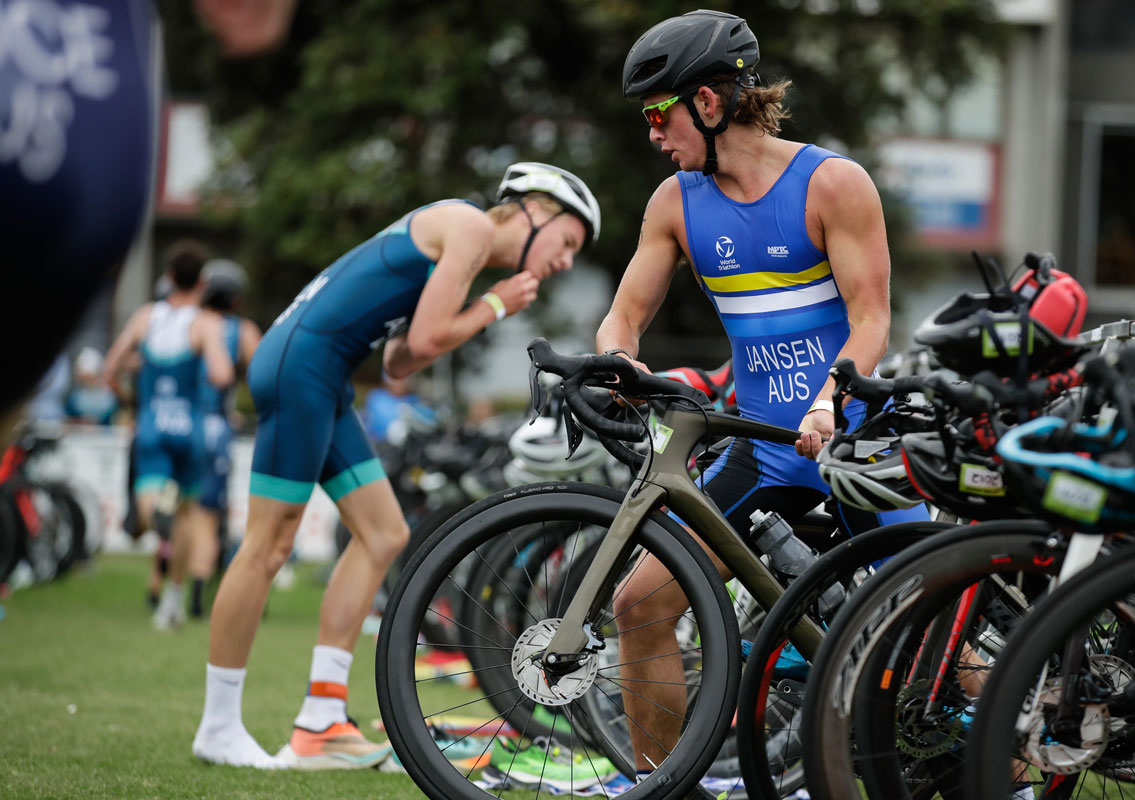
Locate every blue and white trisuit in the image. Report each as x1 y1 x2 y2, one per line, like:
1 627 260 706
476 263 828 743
676 144 928 533
134 301 207 497
198 314 242 511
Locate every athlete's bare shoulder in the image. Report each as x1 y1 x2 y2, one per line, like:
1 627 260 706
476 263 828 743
410 202 492 261
809 156 879 208
642 175 684 231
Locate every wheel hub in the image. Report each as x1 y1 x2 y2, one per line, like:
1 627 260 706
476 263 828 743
511 618 599 706
1021 687 1109 774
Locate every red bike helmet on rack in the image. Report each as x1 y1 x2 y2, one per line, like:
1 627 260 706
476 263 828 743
914 252 1088 377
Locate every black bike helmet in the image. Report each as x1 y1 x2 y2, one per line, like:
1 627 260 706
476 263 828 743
914 253 1088 378
622 10 759 175
901 431 1027 521
817 406 936 513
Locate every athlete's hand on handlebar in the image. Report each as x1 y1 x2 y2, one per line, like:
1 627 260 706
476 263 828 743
488 272 540 317
796 409 833 460
608 351 651 407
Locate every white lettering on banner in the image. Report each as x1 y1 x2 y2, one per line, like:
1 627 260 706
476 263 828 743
0 1 119 182
743 335 826 404
274 273 330 326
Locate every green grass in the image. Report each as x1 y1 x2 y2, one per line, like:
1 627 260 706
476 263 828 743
0 554 429 799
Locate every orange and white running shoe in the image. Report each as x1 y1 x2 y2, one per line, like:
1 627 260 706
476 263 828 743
276 719 391 770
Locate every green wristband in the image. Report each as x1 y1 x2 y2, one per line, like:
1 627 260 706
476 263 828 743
481 292 506 321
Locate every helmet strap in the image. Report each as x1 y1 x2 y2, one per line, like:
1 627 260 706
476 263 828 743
510 198 564 274
683 78 744 176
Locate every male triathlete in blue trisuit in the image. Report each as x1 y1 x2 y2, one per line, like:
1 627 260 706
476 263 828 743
104 240 235 629
596 11 928 777
193 163 602 769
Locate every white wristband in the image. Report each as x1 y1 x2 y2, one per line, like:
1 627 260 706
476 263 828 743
481 292 507 321
807 399 835 415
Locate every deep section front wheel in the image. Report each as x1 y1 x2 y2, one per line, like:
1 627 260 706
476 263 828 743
376 481 741 800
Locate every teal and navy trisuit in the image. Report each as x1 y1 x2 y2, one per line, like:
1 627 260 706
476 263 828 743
134 301 206 497
198 314 242 511
676 144 928 533
247 200 473 504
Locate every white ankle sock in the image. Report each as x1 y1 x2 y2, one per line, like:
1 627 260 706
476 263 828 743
161 582 184 610
201 663 246 731
293 645 351 730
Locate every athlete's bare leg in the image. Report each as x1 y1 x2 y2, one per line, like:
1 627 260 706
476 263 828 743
318 479 409 649
613 530 730 772
189 507 222 586
208 494 305 667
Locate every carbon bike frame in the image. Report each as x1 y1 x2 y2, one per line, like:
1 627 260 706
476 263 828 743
542 403 826 667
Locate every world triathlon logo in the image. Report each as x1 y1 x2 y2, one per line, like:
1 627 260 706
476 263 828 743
715 236 735 259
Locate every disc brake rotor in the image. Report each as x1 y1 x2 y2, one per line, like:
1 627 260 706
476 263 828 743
1091 653 1135 738
1020 687 1109 774
511 618 599 706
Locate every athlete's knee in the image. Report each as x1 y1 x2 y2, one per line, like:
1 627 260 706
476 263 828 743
351 518 409 567
238 506 302 576
613 569 684 635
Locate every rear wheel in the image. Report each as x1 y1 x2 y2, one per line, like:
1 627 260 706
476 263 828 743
800 520 1063 800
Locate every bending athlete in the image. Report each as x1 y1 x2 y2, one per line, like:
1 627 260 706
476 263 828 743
597 10 927 778
192 162 601 769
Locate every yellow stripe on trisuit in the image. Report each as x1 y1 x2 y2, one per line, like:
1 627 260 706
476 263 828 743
701 260 832 294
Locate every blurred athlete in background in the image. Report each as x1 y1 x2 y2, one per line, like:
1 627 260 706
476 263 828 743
104 240 234 629
191 259 261 619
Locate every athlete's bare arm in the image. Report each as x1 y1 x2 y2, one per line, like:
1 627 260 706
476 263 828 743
237 318 262 370
796 158 892 457
103 303 152 398
383 205 535 379
595 178 685 368
192 311 236 390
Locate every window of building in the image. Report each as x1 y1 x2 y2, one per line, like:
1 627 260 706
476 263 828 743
1095 129 1135 287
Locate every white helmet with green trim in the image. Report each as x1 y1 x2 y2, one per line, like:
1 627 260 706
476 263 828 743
497 162 601 245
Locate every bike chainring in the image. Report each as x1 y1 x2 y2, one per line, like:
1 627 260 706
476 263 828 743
893 679 966 759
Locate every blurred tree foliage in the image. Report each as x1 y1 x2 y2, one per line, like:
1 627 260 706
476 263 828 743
160 0 1003 348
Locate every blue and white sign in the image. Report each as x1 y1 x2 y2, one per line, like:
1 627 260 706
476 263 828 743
878 138 999 249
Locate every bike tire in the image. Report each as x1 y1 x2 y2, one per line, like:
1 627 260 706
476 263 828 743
737 519 957 799
376 481 741 800
964 543 1135 800
799 519 1061 800
0 488 20 584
